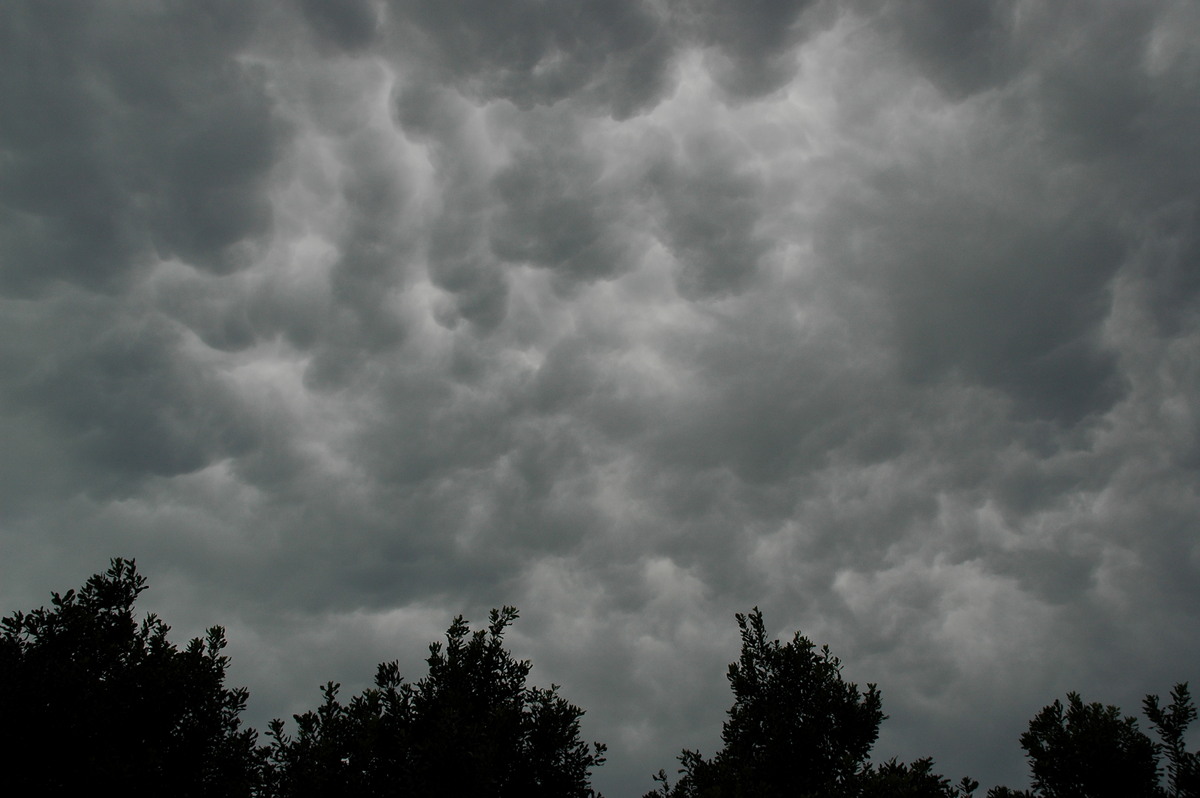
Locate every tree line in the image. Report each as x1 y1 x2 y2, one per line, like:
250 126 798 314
2 558 1196 797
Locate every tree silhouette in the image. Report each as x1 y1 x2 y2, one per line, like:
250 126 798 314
859 758 981 798
985 787 1035 798
14 560 1196 798
645 608 973 798
264 605 606 798
0 558 262 796
1017 692 1160 798
1145 683 1200 798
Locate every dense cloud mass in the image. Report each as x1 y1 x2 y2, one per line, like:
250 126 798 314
2 1 1199 794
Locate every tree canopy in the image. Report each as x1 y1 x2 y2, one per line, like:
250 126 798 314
4 560 1198 798
641 606 1200 798
262 605 607 798
0 558 604 796
1144 683 1200 798
643 608 973 798
0 558 261 796
1018 692 1160 798
986 684 1200 798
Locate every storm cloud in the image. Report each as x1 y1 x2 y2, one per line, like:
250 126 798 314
2 1 1199 794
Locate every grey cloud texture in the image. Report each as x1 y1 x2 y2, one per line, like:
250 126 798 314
0 0 282 294
2 1 1199 795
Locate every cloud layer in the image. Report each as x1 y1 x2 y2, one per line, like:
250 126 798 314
3 1 1199 793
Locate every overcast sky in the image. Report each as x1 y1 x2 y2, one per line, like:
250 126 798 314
3 0 1200 794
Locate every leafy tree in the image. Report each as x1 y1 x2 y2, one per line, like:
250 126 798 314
985 787 1035 798
1018 692 1161 798
645 608 975 798
715 608 883 796
0 557 262 796
1144 683 1200 798
858 758 980 798
264 606 606 798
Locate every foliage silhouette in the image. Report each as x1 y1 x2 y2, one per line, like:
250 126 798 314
985 788 1035 798
988 687 1200 798
644 607 974 798
1145 683 1200 798
0 558 262 796
1018 691 1161 798
859 758 981 798
263 605 606 798
9 560 1198 798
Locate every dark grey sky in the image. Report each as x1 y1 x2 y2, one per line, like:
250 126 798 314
3 1 1199 794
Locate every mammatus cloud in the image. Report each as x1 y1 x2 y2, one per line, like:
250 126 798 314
2 1 1199 795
